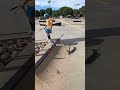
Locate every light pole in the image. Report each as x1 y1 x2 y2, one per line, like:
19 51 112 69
77 4 80 9
74 4 77 10
74 4 80 9
48 0 51 15
74 4 80 18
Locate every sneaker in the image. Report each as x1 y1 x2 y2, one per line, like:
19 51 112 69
48 39 51 42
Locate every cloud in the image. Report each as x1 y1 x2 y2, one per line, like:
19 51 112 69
35 0 85 9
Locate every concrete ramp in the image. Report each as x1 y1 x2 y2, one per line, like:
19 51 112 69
35 46 70 90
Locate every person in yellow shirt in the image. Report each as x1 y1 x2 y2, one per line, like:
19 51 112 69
44 13 53 42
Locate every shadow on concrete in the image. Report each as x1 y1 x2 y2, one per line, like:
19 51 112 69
86 27 120 39
86 38 103 64
62 37 85 46
85 50 101 64
66 47 77 55
85 27 120 64
86 38 104 47
86 38 104 64
86 27 120 49
69 47 77 54
35 46 62 77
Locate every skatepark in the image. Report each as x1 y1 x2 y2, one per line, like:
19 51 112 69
35 17 85 90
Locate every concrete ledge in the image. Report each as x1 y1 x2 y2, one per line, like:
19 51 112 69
53 22 61 26
73 21 81 22
39 20 55 22
0 32 31 41
40 22 61 26
35 39 60 69
0 41 34 89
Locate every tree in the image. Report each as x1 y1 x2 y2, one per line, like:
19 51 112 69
46 8 52 16
59 7 66 14
52 10 60 17
39 9 45 16
59 6 73 16
35 10 40 17
73 9 80 17
79 6 85 15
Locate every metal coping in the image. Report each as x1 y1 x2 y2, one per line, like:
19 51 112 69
35 39 60 69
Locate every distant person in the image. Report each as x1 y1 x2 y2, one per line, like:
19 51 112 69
26 0 35 39
44 13 53 42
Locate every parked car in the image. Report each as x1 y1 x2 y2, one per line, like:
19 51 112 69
66 15 71 18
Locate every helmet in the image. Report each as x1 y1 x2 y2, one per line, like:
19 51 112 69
44 13 49 18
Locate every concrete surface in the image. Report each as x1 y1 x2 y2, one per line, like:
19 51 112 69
35 46 70 90
35 18 85 90
0 41 34 89
0 0 31 34
86 1 120 89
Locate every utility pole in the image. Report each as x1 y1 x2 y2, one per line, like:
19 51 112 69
74 4 80 18
48 0 51 15
74 4 80 9
74 4 77 9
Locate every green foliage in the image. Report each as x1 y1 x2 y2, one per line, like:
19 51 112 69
38 6 85 17
35 10 40 17
79 6 85 15
73 9 80 16
52 10 60 17
39 9 45 16
46 8 52 16
59 6 73 16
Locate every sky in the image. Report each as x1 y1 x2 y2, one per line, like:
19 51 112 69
35 0 85 10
